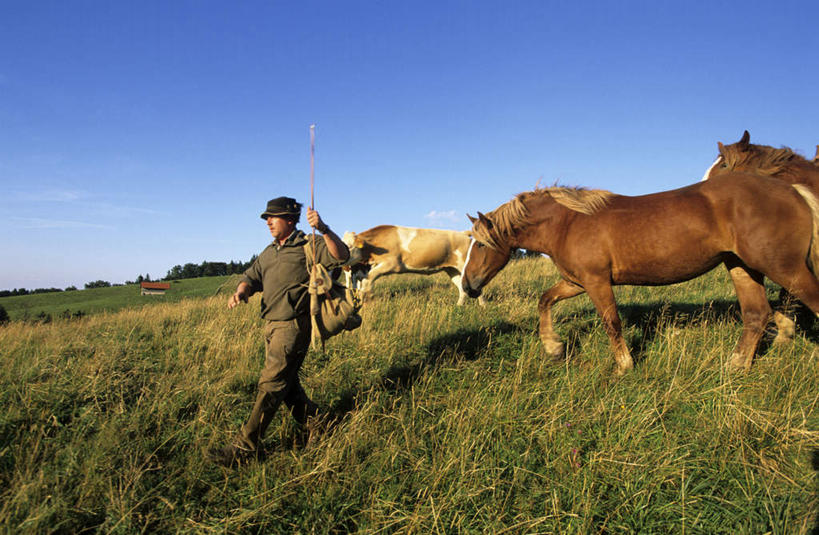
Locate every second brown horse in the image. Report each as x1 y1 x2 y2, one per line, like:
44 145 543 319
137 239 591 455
462 173 819 375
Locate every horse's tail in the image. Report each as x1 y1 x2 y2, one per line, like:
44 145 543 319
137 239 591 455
792 184 819 277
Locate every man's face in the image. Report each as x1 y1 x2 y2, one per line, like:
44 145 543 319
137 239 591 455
267 215 296 242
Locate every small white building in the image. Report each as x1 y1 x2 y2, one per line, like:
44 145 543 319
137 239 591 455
140 282 170 296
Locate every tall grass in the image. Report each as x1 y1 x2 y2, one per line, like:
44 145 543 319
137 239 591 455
1 258 817 533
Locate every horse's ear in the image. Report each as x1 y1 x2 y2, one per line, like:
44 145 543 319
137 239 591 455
467 214 477 224
814 145 819 163
717 141 726 155
739 130 750 148
477 211 493 229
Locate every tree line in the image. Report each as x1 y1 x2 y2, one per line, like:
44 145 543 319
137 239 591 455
162 258 256 281
1 257 256 297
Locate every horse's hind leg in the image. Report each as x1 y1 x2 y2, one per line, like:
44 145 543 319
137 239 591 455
772 311 795 345
771 266 819 324
538 279 584 358
726 261 772 371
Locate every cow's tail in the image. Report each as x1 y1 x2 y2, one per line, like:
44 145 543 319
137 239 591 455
792 184 819 277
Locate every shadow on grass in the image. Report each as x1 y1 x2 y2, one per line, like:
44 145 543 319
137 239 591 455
554 296 818 368
618 299 740 366
322 320 521 422
300 297 817 447
812 449 819 535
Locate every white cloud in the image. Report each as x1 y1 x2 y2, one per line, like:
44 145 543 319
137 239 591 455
11 217 113 230
15 189 86 202
424 209 460 224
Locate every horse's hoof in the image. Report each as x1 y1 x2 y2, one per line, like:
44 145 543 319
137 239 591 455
725 353 751 372
541 338 564 358
773 312 795 344
613 363 633 376
772 333 792 346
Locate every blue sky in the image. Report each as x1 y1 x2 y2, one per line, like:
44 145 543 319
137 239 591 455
2 1 818 290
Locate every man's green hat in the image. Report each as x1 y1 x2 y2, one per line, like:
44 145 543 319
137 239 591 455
261 197 302 219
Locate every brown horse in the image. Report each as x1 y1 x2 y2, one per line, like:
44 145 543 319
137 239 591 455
702 131 819 323
462 174 819 375
702 131 819 191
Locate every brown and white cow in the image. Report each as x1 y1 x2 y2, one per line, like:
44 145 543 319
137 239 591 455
342 226 486 306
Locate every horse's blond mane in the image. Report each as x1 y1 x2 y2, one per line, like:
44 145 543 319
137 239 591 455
473 186 614 249
721 143 809 177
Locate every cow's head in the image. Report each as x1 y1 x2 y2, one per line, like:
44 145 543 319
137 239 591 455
342 231 371 265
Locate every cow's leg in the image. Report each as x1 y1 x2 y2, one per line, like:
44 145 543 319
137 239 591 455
446 267 488 306
725 261 771 371
538 279 585 358
344 269 353 290
358 261 393 302
443 267 469 306
584 278 633 375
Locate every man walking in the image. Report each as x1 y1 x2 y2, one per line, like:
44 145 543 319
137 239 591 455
213 196 349 466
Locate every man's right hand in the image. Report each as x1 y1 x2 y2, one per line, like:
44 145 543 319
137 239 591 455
228 291 248 309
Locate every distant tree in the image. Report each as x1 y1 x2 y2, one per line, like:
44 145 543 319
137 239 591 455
5 288 30 296
511 248 543 259
145 274 151 282
84 280 112 289
136 275 144 284
165 265 184 280
32 287 63 294
202 261 228 277
0 305 9 325
180 263 201 279
65 285 77 291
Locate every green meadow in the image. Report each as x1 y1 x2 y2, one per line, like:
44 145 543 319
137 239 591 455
1 258 817 533
0 276 234 322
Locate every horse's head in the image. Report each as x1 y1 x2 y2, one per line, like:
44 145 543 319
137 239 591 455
461 212 513 298
701 130 751 181
702 130 815 181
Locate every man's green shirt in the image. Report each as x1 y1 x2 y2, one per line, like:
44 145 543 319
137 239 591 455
241 230 345 321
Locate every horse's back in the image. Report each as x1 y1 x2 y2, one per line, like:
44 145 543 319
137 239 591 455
557 175 811 285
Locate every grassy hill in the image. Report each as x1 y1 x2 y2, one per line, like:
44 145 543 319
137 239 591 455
0 275 237 322
1 258 817 533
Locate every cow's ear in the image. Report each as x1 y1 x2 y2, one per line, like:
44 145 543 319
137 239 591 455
477 212 493 229
467 214 477 224
739 130 750 148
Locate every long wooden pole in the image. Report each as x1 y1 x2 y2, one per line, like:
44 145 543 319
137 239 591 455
309 124 317 265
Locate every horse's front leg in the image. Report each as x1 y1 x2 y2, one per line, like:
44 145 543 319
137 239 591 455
585 280 633 375
538 279 585 358
726 262 771 371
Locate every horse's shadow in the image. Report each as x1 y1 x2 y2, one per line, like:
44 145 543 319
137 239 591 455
319 321 521 425
559 297 817 367
812 449 819 535
298 298 816 446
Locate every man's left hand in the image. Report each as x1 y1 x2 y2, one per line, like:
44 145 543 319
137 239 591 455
306 208 329 233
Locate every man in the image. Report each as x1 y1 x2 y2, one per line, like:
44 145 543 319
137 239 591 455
213 196 349 466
